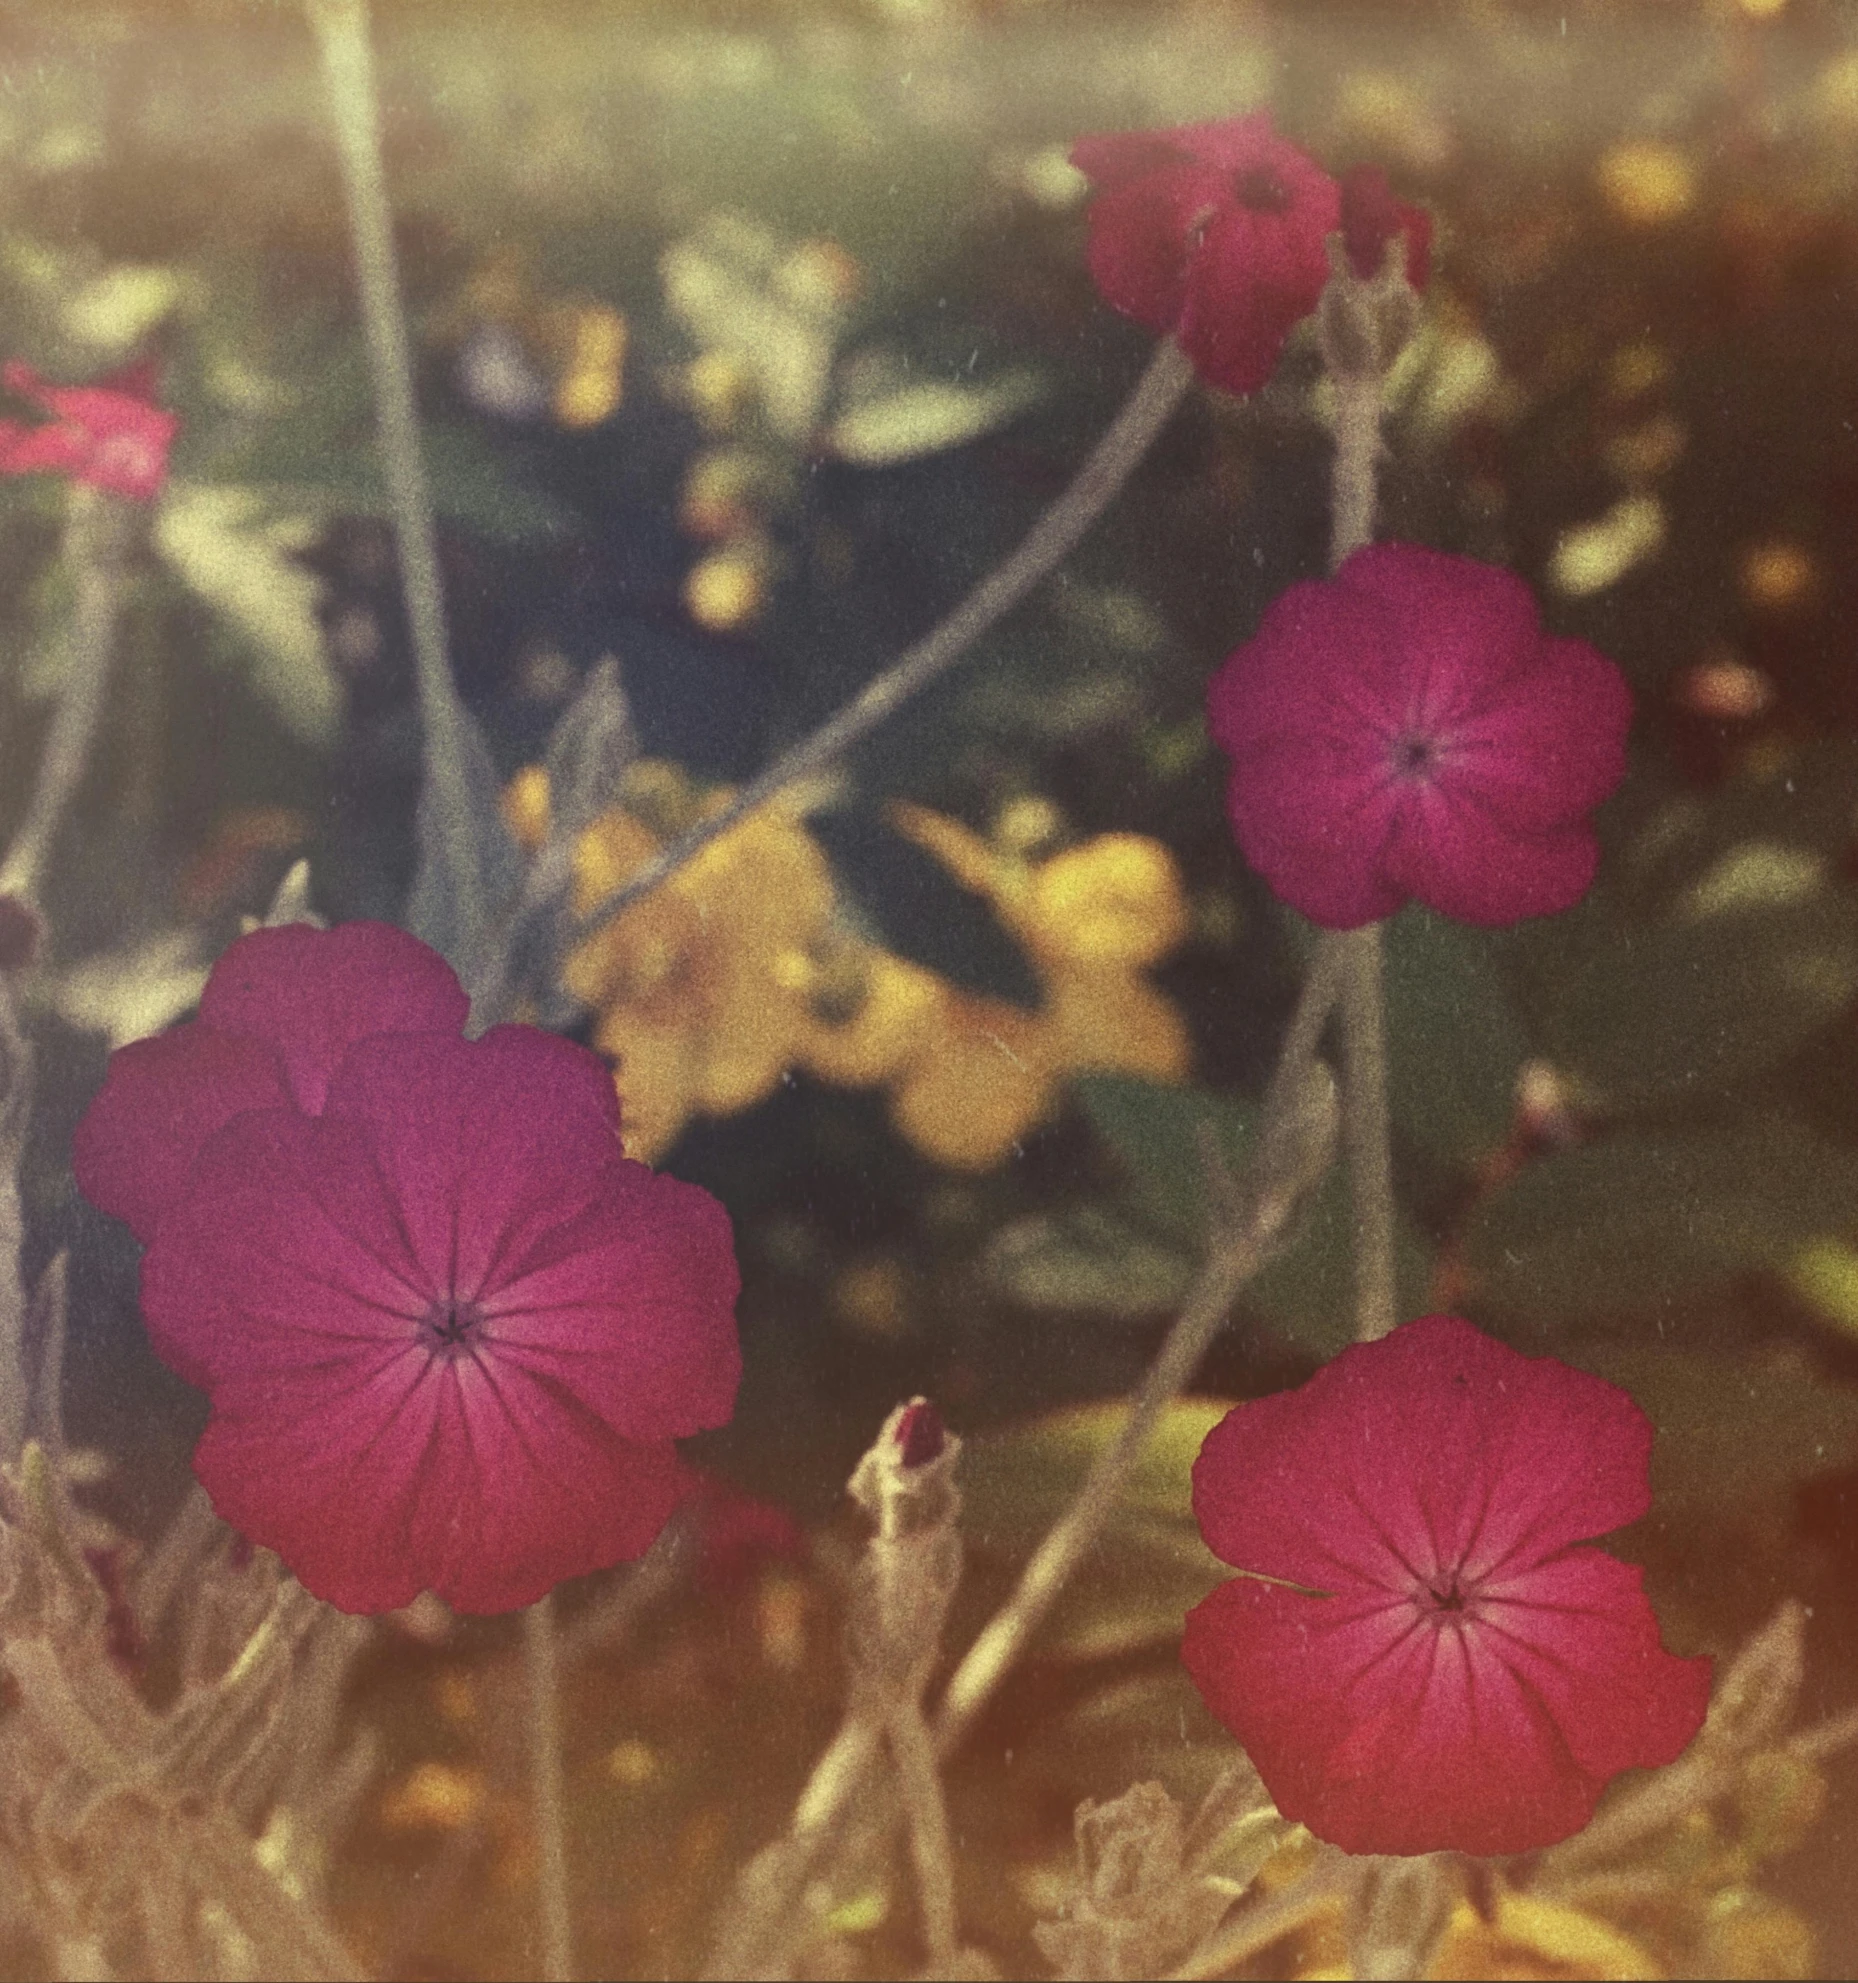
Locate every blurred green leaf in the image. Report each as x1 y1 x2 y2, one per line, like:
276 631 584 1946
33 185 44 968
826 370 1043 467
1071 1075 1430 1354
1507 752 1858 1111
959 1398 1230 1663
153 482 338 744
1462 1116 1858 1332
1383 906 1529 1164
984 1206 1193 1318
1575 1343 1858 1533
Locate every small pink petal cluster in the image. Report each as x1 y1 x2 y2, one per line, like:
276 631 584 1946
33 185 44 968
1208 543 1633 928
73 921 741 1615
0 359 177 502
1183 1315 1711 1858
1070 114 1344 397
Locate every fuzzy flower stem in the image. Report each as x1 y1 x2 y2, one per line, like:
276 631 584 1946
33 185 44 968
0 485 131 903
1337 919 1397 1341
1326 307 1398 1345
889 1702 960 1968
934 938 1345 1754
573 338 1196 942
306 0 484 949
522 1595 575 1983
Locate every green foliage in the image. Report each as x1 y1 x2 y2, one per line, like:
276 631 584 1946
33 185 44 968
1033 1073 1430 1354
1382 906 1529 1165
1462 1116 1858 1334
1505 752 1858 1112
959 1397 1230 1663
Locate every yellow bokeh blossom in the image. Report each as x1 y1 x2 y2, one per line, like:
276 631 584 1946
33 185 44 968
510 762 834 1160
506 767 1190 1170
801 804 1190 1170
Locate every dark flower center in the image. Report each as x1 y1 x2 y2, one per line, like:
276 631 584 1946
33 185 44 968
1427 1579 1467 1612
1393 733 1437 777
423 1297 484 1352
1232 166 1292 214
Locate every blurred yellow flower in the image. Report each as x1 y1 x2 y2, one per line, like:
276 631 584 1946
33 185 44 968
511 762 834 1159
506 770 1190 1170
806 804 1190 1170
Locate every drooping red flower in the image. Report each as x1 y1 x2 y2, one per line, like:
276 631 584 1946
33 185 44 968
73 921 741 1615
1070 114 1341 397
1182 1316 1711 1858
0 359 177 502
1207 543 1632 928
1338 164 1433 288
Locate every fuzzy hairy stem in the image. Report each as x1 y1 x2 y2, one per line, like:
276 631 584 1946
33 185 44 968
0 486 132 904
522 1596 575 1983
306 0 484 947
572 339 1195 942
1324 281 1398 1347
1337 920 1397 1342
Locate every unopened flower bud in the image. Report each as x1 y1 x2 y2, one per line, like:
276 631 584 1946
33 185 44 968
895 1399 946 1468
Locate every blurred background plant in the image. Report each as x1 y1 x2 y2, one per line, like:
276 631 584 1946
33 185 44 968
4 0 1858 1975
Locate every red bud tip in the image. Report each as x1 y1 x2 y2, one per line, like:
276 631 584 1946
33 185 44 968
895 1400 945 1468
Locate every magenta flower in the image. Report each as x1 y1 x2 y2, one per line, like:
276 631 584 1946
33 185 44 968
73 921 741 1615
1207 543 1632 928
1182 1316 1711 1858
1070 114 1341 397
0 359 178 502
1338 163 1433 288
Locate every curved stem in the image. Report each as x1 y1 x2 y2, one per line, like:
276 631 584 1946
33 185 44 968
306 0 483 946
522 1596 574 1983
933 937 1345 1755
572 339 1196 942
0 486 131 903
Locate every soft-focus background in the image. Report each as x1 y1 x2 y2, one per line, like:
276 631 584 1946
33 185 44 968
6 0 1858 1975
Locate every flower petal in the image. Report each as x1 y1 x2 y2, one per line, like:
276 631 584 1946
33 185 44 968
319 1026 623 1300
483 1157 743 1441
192 1357 688 1614
1176 199 1334 397
1222 745 1407 930
1192 1317 1660 1593
1446 637 1634 828
1477 1548 1714 1782
199 920 469 1113
1083 160 1229 336
1182 1575 1607 1857
1388 788 1601 927
72 1024 290 1245
139 1107 429 1391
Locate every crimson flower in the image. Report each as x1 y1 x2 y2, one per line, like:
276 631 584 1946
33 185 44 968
1070 114 1341 397
73 921 741 1615
1338 164 1433 287
1207 543 1631 928
1182 1316 1711 1858
0 359 177 502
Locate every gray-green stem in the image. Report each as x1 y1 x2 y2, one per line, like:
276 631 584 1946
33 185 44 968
571 338 1195 943
0 485 132 903
522 1595 574 1983
306 0 485 950
1327 336 1398 1345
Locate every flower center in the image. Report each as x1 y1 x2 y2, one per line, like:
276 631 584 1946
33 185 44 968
1427 1579 1467 1612
1232 167 1291 214
422 1297 484 1353
1391 732 1438 778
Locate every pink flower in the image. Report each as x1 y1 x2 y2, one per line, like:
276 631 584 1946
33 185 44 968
0 359 177 501
1338 164 1433 288
1207 543 1632 928
1182 1316 1711 1858
1070 114 1341 397
73 921 741 1615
